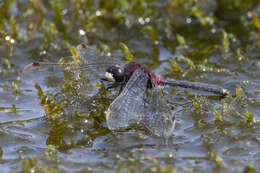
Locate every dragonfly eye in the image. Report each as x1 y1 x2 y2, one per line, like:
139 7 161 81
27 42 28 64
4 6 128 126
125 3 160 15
106 66 124 82
118 68 122 74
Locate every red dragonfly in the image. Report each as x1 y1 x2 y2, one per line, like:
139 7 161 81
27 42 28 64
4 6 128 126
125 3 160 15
25 43 228 138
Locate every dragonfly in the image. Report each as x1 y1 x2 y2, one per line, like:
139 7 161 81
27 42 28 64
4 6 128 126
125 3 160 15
25 43 229 138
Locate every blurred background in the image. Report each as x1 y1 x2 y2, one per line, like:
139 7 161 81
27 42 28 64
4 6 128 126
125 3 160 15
0 0 260 172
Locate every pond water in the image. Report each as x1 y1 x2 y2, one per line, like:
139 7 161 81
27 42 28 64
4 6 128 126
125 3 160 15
0 0 259 172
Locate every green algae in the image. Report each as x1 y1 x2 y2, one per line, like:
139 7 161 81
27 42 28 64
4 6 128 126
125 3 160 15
35 84 64 120
119 42 133 61
0 0 259 172
20 156 64 173
2 58 11 69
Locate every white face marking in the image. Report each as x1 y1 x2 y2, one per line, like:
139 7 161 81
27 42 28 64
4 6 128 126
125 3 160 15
118 68 122 74
105 72 115 82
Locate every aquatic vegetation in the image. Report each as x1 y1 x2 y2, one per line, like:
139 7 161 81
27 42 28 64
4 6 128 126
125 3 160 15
0 0 259 172
11 81 20 93
143 25 159 44
45 145 59 163
20 156 64 173
11 104 17 114
175 54 195 69
2 58 11 69
192 95 210 116
221 29 230 52
176 34 187 48
242 109 256 124
66 44 81 64
212 107 223 123
252 11 260 30
35 84 64 120
0 148 2 159
236 85 244 102
169 59 183 73
119 42 133 61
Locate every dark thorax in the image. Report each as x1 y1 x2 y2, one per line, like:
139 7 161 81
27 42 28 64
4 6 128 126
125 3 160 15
105 62 159 92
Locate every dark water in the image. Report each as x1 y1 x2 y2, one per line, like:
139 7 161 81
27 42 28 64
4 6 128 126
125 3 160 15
0 0 260 172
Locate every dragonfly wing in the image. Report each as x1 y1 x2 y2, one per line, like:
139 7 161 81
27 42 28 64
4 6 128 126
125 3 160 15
76 44 126 78
40 43 126 84
77 44 124 65
23 44 127 85
141 86 175 138
106 68 149 130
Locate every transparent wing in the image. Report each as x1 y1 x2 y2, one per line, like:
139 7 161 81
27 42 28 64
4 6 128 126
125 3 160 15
24 43 126 83
76 44 126 80
77 43 125 67
106 68 149 130
141 85 175 138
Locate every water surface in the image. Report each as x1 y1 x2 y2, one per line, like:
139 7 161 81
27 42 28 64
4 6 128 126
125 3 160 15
0 0 259 172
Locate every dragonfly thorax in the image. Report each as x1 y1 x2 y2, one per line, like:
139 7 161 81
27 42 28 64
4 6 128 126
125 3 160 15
105 62 161 90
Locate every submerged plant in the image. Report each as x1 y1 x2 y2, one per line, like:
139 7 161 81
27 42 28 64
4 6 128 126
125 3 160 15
0 0 259 172
35 84 64 120
119 42 133 61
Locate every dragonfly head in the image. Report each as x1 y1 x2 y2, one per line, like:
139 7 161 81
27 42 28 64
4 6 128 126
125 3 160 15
105 65 124 83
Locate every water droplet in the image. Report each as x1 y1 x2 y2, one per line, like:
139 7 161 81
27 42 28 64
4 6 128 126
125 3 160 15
78 10 83 15
154 40 159 45
10 39 15 44
186 18 192 24
84 119 88 123
151 167 157 172
40 50 47 55
30 168 35 173
247 12 252 18
205 17 214 25
145 17 150 23
79 29 86 36
5 36 10 41
62 9 68 15
125 19 130 27
211 28 216 33
96 11 101 16
138 17 145 25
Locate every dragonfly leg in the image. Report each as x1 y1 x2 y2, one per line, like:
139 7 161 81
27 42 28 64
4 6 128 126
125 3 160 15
100 78 109 82
100 78 120 90
107 82 121 90
118 85 124 95
101 77 126 94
